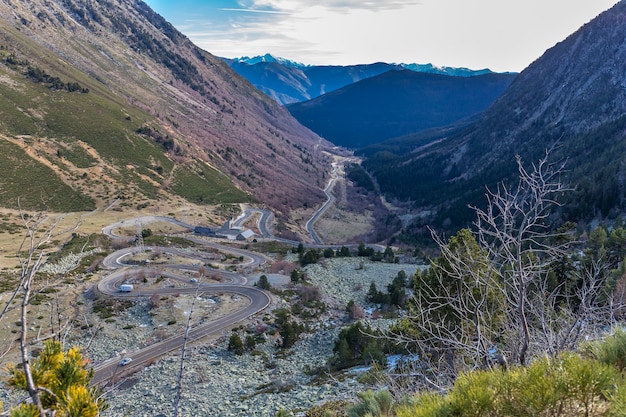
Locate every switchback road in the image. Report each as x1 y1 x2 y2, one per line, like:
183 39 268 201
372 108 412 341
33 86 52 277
91 224 271 386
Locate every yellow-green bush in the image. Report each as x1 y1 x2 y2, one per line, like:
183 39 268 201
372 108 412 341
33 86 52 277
608 382 626 417
5 340 103 417
583 328 626 372
397 352 622 417
396 392 450 417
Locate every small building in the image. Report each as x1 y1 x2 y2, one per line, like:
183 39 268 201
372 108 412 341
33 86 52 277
193 218 254 240
236 229 256 241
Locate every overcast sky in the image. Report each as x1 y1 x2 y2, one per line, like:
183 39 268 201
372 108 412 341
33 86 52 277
143 0 618 73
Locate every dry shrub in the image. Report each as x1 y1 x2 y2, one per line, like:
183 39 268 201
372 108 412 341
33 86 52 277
255 323 269 334
148 294 161 309
269 260 297 274
348 303 365 320
298 285 321 303
110 240 128 250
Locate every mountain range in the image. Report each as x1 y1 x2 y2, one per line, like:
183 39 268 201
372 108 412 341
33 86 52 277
0 0 624 247
286 70 516 148
223 54 497 105
0 0 329 223
357 0 626 241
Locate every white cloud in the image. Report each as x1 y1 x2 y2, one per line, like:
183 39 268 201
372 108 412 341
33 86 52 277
219 8 290 14
146 0 619 72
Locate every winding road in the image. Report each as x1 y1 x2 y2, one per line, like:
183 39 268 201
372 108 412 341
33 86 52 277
90 157 374 386
91 220 271 386
306 162 339 245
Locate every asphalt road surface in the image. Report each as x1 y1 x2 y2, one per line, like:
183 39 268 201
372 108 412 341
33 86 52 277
91 221 271 387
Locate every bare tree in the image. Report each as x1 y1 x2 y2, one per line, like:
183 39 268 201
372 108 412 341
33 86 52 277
2 206 79 415
472 153 573 366
173 274 202 416
389 153 621 392
391 227 503 389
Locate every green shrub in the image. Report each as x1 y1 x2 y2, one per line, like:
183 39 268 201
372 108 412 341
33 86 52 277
558 352 617 416
583 328 626 372
508 357 564 416
347 390 394 417
608 381 626 417
401 352 620 417
448 370 497 416
396 392 450 417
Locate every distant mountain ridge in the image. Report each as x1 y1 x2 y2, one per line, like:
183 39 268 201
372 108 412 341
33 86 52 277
222 54 501 104
359 0 626 240
286 70 516 148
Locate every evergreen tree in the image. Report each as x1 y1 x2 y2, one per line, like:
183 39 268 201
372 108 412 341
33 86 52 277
245 335 256 351
300 250 319 267
335 338 351 368
256 274 271 290
6 340 103 416
228 333 244 355
337 246 352 257
290 269 300 283
358 243 374 257
383 246 395 262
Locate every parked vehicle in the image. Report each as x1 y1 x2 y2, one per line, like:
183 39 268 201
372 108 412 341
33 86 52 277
120 284 134 292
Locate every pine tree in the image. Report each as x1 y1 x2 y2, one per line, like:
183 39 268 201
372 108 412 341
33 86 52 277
228 333 244 355
6 340 102 417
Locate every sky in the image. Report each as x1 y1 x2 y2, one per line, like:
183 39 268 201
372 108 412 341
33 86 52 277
143 0 619 73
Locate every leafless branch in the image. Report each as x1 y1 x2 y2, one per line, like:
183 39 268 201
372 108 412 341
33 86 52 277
12 201 80 416
384 152 622 394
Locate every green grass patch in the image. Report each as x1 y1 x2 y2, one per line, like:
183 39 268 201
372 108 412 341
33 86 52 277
170 162 253 204
45 233 108 263
0 36 255 209
143 235 195 247
244 240 294 255
58 143 97 168
0 139 95 211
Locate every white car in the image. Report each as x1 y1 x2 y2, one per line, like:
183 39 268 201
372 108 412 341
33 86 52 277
120 357 132 366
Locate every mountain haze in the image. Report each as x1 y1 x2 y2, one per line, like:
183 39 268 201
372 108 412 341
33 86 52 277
224 54 496 105
361 0 626 237
0 0 329 219
287 70 516 148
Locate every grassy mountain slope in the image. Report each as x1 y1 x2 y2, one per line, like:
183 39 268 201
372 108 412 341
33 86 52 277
361 0 626 240
0 0 329 216
287 70 516 148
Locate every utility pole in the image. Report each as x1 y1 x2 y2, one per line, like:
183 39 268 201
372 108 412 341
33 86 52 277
135 220 144 254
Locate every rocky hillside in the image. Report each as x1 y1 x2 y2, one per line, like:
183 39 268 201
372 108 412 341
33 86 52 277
361 0 626 237
0 0 330 218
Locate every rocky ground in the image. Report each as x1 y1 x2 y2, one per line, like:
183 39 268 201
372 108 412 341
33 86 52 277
0 249 423 416
98 257 422 417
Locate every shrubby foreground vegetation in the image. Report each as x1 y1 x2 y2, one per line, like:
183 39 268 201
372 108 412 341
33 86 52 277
296 154 626 417
3 153 626 417
308 330 626 417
